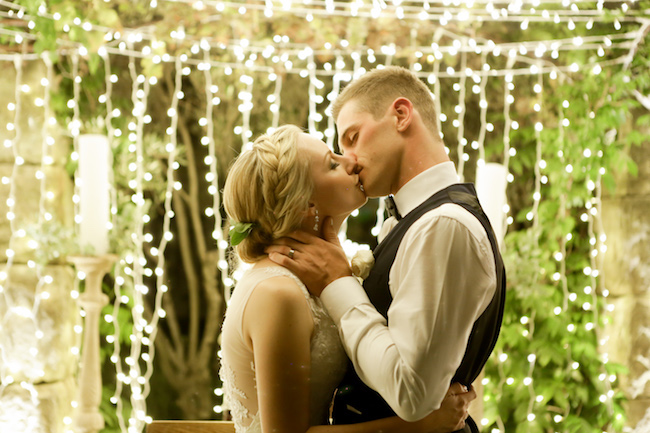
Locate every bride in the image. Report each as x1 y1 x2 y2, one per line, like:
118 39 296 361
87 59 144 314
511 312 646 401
220 125 475 433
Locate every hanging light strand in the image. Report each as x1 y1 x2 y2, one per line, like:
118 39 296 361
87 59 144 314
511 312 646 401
100 46 130 433
201 45 227 283
269 72 283 131
141 63 178 410
587 168 616 425
431 55 444 146
557 88 573 424
99 48 119 266
493 347 508 432
122 42 154 431
201 44 230 412
501 56 516 238
455 47 468 181
238 71 254 151
71 54 82 240
325 55 343 150
84 38 638 83
0 51 25 399
307 53 319 136
531 68 544 229
31 53 57 380
2 53 24 283
524 310 538 423
171 0 647 24
476 53 489 166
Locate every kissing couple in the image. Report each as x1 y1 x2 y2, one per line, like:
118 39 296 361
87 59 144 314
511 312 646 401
220 66 506 433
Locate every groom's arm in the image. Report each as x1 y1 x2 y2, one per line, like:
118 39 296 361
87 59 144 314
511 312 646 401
321 208 496 422
266 208 496 421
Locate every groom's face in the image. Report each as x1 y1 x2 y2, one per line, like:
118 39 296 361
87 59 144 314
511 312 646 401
336 99 402 197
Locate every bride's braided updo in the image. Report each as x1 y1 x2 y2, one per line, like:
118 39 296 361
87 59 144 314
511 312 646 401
223 125 314 263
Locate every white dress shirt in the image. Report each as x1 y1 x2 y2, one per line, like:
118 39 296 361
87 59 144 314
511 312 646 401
321 161 497 422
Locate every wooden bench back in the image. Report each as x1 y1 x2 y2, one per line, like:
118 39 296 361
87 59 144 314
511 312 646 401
146 421 236 433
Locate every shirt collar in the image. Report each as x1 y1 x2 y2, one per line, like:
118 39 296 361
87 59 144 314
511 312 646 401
392 161 459 217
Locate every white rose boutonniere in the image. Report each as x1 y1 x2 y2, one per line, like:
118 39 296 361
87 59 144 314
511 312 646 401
350 250 375 280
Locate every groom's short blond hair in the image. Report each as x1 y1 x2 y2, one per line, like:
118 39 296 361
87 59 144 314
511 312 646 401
332 66 439 137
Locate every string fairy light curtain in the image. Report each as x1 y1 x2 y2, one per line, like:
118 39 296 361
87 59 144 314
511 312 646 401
0 1 649 432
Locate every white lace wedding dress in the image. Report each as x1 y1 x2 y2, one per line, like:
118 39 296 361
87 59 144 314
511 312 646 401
219 266 348 433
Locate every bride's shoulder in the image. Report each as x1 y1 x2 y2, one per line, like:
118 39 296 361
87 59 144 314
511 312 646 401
247 268 310 312
255 272 302 296
244 270 314 337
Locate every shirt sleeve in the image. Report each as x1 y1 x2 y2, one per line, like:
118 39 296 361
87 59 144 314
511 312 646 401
320 205 497 422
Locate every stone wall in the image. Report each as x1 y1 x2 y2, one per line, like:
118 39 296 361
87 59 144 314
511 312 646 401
0 59 77 433
602 122 650 429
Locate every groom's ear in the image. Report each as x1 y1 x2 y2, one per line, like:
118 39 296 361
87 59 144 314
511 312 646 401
392 97 414 132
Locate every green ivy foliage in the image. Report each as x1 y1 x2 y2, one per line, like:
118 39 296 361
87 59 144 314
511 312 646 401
483 44 648 431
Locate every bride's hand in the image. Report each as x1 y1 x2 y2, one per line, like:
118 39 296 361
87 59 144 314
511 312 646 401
415 383 476 433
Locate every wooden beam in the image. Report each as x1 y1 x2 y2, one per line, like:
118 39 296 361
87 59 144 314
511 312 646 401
146 421 236 433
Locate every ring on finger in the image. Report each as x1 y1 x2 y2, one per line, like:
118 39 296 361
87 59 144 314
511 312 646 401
288 249 295 259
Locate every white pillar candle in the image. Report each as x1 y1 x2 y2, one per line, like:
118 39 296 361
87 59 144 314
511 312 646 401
476 162 508 247
78 134 111 256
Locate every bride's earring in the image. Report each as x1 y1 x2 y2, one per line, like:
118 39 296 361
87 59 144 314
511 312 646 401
313 209 319 232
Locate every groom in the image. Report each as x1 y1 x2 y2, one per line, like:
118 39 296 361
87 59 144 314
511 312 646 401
269 66 506 432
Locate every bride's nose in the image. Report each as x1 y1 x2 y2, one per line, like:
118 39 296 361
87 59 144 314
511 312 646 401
340 155 360 175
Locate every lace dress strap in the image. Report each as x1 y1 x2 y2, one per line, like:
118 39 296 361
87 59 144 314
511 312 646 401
249 266 325 326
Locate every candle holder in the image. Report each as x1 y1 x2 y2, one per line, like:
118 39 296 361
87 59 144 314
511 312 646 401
68 254 118 433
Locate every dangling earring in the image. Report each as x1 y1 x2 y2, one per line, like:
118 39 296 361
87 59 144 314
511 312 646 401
313 209 319 232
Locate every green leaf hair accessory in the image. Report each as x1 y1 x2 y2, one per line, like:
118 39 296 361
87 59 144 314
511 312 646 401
229 221 256 246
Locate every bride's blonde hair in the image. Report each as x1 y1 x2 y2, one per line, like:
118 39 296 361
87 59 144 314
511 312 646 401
223 125 313 263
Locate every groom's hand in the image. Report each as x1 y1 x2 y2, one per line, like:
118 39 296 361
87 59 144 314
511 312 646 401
266 217 353 296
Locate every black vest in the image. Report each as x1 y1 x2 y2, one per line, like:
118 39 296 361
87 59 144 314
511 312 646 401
331 183 506 433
